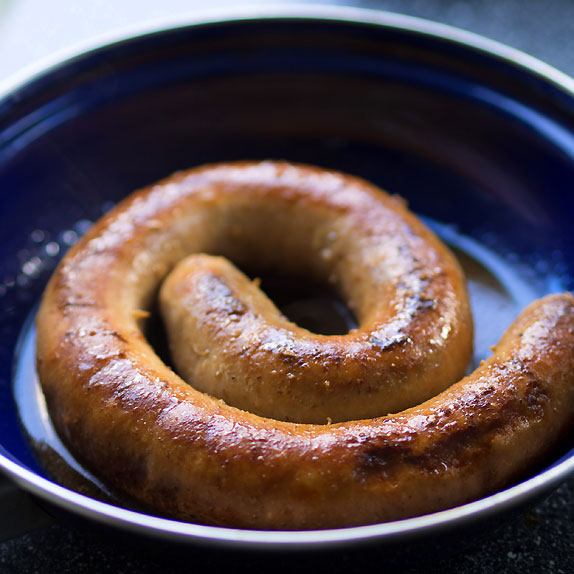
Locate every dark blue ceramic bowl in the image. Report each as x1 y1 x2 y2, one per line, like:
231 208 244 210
0 6 573 550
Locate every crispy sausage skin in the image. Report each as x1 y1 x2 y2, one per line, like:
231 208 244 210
35 161 574 529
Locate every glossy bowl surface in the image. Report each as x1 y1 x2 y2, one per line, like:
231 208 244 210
0 6 573 550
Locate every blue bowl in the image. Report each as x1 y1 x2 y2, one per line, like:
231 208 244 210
0 6 573 550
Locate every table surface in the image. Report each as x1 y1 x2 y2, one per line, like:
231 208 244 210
1 0 573 572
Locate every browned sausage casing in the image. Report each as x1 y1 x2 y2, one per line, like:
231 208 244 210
35 161 574 530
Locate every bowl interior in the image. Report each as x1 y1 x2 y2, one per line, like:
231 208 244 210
0 13 573 545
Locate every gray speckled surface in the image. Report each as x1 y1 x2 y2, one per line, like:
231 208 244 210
357 0 574 77
1 0 573 571
1 480 574 572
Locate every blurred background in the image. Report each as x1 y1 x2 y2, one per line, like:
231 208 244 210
0 0 573 82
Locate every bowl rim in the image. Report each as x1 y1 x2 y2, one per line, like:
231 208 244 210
1 4 573 550
1 4 573 102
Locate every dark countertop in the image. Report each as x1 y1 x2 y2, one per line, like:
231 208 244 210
1 0 573 571
1 479 574 573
